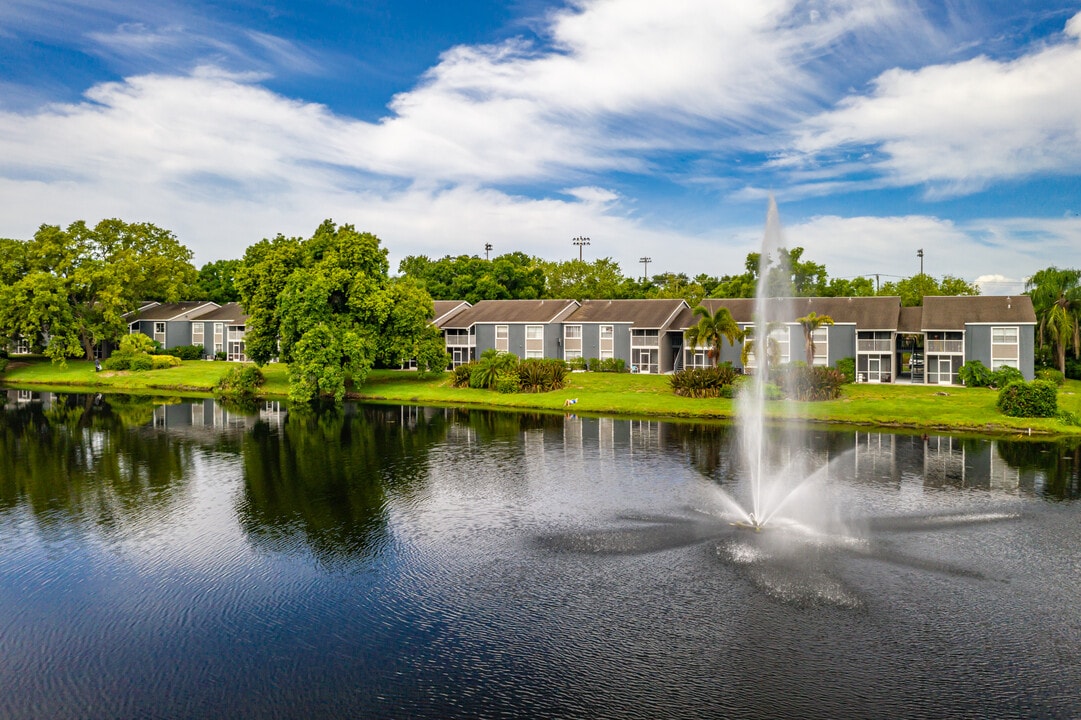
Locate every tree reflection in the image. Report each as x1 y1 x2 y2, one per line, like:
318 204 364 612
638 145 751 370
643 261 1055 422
238 404 449 569
0 394 194 530
996 438 1081 500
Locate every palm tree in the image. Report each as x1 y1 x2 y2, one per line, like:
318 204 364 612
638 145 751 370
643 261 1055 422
797 311 834 365
1026 268 1081 374
685 304 742 367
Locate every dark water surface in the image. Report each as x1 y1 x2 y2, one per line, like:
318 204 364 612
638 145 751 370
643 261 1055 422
1 391 1080 719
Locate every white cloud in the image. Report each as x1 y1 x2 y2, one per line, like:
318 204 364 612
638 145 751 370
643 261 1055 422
790 10 1081 194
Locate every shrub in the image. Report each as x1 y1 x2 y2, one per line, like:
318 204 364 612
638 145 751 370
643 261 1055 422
494 371 520 394
215 351 227 361
1035 368 1065 386
128 353 154 372
517 358 568 393
163 344 204 361
997 380 1058 418
215 365 265 402
103 354 131 371
119 333 157 355
151 354 182 369
1058 410 1081 427
1066 358 1081 381
471 349 519 389
451 363 475 388
959 360 993 388
990 365 1024 388
775 363 846 401
586 357 626 373
567 356 588 371
670 364 738 398
835 357 856 384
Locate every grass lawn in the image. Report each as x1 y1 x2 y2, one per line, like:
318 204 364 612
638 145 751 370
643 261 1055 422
5 357 1081 437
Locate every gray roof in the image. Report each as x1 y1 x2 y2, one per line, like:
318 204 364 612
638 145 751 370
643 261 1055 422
565 299 689 329
433 301 471 327
897 306 923 333
130 301 219 322
193 302 249 323
921 295 1036 330
441 299 580 329
675 297 903 330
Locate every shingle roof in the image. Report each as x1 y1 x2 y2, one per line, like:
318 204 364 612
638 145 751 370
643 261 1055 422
921 295 1036 330
674 297 903 329
897 306 923 333
193 302 249 323
130 301 219 322
441 299 580 328
564 299 689 329
433 300 471 327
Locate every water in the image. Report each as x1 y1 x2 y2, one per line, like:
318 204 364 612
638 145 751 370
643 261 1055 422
1 393 1080 719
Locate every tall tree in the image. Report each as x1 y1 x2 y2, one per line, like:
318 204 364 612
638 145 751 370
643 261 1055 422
877 273 979 306
685 304 742 367
398 252 545 303
797 311 834 364
540 258 631 299
238 220 447 403
195 259 242 303
1026 267 1081 374
0 220 196 361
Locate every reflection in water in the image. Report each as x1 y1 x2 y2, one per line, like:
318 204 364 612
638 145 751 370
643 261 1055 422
1 391 1080 719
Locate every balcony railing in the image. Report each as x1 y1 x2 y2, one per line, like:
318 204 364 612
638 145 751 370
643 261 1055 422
857 339 892 352
926 339 963 353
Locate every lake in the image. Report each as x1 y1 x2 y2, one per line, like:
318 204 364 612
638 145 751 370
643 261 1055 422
1 390 1079 719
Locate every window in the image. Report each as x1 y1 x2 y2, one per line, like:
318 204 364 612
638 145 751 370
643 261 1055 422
214 323 225 353
495 325 509 352
192 322 204 346
991 326 1019 369
599 325 614 360
154 322 166 345
525 325 544 359
564 325 582 359
631 329 659 347
812 327 828 366
770 327 790 365
13 336 30 354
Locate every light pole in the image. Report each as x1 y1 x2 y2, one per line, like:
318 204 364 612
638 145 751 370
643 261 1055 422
639 256 651 282
917 248 924 276
572 236 590 261
484 243 493 261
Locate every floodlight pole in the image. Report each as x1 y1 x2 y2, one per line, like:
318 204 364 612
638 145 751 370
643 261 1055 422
572 236 591 261
917 248 924 276
484 243 493 261
640 256 651 281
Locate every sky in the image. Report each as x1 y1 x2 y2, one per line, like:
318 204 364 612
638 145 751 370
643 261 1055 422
2 0 1081 295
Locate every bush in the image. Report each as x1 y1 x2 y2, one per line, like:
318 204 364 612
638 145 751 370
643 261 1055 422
835 357 856 384
451 363 475 388
586 357 626 373
1066 358 1081 381
215 365 265 402
119 333 158 355
215 351 227 361
517 358 568 393
997 380 1058 418
1035 368 1065 386
774 363 846 401
959 360 993 388
567 356 588 371
151 354 182 369
103 354 131 371
471 349 519 389
990 365 1024 388
494 371 520 394
162 344 204 361
670 364 738 398
128 353 154 372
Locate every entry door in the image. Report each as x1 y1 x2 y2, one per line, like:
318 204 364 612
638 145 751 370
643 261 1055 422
938 358 953 385
868 357 881 382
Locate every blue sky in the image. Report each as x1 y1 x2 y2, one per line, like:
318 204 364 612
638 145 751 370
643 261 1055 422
3 1 1081 294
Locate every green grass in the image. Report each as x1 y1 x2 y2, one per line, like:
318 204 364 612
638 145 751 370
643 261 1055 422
5 356 1081 437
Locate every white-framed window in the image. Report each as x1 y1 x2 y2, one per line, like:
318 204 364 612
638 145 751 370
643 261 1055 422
525 324 544 359
564 324 582 359
631 329 659 347
599 325 614 360
687 348 710 369
771 327 790 365
192 322 204 346
495 325 509 352
153 322 166 345
13 336 30 354
214 323 225 353
812 327 828 366
991 326 1019 369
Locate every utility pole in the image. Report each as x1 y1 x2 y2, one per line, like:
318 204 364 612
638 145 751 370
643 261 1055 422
917 248 924 276
572 236 590 261
484 243 492 261
639 256 651 282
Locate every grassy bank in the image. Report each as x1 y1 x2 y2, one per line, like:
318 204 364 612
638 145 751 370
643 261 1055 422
4 357 1081 437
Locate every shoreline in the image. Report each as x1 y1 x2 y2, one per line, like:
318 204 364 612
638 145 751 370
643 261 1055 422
4 359 1081 440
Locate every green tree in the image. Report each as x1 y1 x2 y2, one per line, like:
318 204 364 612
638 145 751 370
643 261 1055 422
238 220 445 403
398 252 545 303
540 258 631 299
1026 267 1081 374
797 311 835 364
0 219 197 361
685 304 742 367
878 273 980 306
194 259 242 303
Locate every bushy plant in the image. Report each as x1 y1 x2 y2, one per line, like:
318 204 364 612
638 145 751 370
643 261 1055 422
835 357 856 384
119 333 157 355
1058 409 1081 427
215 365 265 402
215 351 227 361
162 344 204 360
1066 358 1081 381
517 358 568 393
103 354 131 371
670 364 738 398
990 365 1024 388
494 371 520 394
997 380 1058 418
567 356 588 371
772 362 845 401
1035 368 1065 386
150 354 182 369
128 353 153 372
470 349 519 389
959 360 993 388
451 363 475 388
